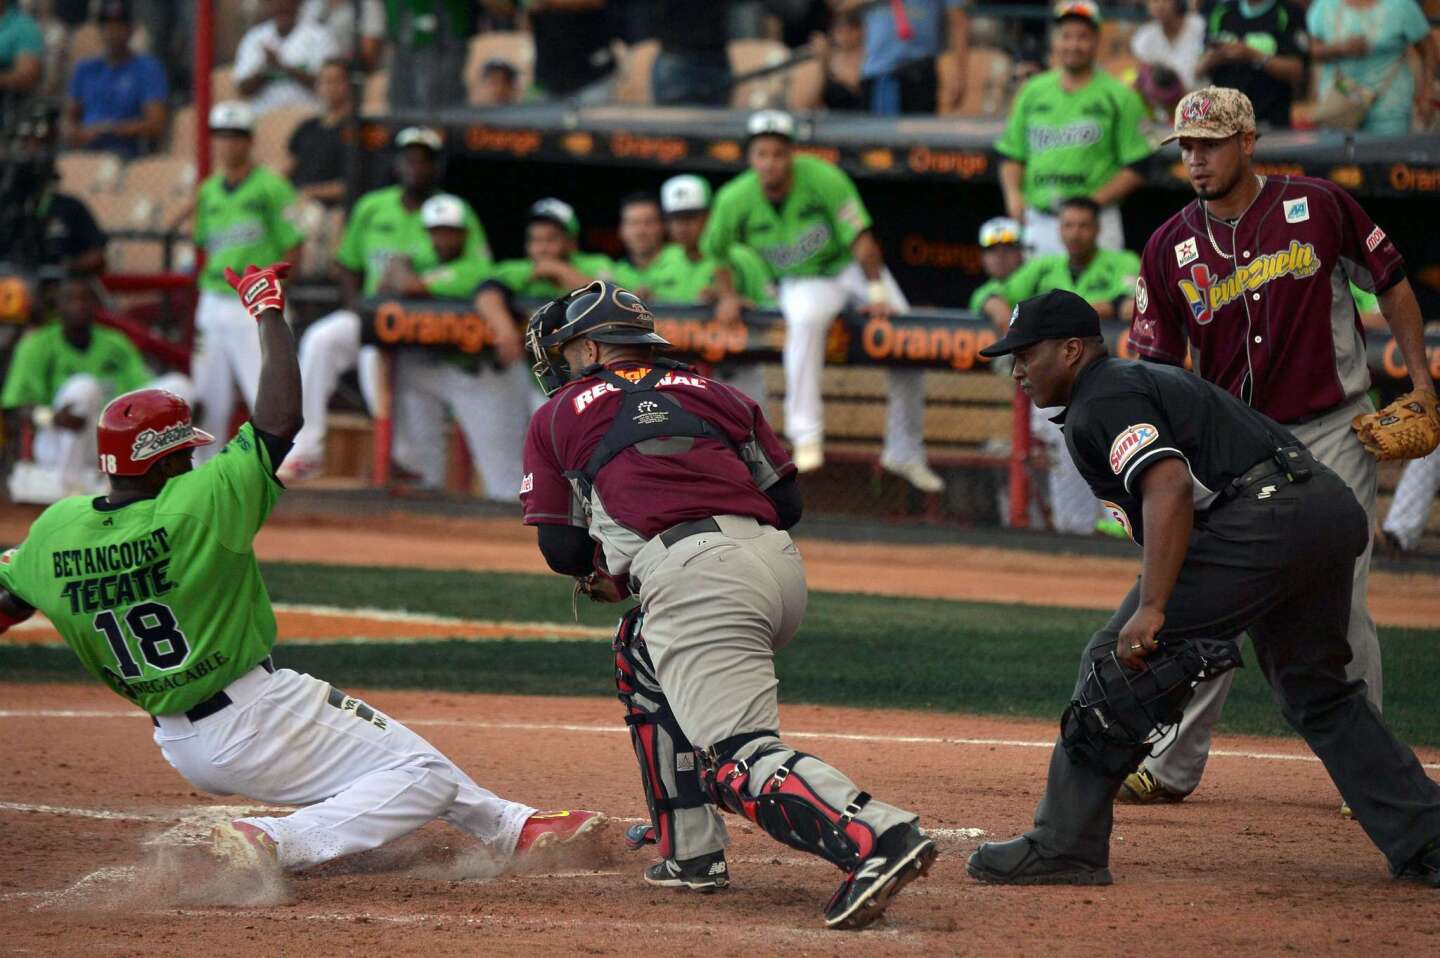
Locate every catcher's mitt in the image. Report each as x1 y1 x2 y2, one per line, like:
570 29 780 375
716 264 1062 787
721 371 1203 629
1352 389 1440 461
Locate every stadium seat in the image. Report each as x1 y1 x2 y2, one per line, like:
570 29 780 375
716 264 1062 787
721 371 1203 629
613 40 660 105
168 105 196 157
212 65 237 103
464 31 535 103
125 156 198 201
254 105 317 172
107 238 168 274
957 47 1012 117
56 153 125 195
729 39 790 109
87 191 161 232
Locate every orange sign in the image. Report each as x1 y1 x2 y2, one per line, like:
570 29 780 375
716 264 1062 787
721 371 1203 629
861 317 996 370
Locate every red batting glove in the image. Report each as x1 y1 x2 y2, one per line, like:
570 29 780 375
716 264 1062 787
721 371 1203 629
224 262 292 322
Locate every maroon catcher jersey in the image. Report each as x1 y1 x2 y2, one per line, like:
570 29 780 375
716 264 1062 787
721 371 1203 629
521 362 794 578
1128 175 1404 424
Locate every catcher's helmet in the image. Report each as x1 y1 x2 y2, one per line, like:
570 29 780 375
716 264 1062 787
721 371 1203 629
526 280 670 395
97 388 214 476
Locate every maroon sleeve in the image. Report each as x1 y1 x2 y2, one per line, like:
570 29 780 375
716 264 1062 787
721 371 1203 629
520 402 581 527
1128 227 1188 366
1326 181 1405 294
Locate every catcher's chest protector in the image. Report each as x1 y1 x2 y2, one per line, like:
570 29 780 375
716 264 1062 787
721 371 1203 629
565 363 742 498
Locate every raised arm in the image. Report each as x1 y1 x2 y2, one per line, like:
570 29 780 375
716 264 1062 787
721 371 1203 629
225 263 303 440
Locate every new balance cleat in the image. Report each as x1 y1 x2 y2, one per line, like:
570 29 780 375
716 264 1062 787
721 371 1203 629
1116 768 1188 804
824 823 938 930
643 851 729 891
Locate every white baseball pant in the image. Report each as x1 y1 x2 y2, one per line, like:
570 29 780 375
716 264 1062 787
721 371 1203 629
391 351 534 499
155 663 534 871
775 262 927 465
1022 205 1125 257
191 290 265 464
1381 447 1440 551
291 309 383 466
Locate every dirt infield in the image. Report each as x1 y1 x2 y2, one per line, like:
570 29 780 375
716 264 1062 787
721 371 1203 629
3 682 1438 956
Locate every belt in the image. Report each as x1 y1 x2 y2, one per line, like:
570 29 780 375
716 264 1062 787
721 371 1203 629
1222 445 1315 502
150 656 274 727
657 517 721 548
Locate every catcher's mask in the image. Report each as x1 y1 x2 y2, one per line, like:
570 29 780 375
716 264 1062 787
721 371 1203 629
526 280 671 395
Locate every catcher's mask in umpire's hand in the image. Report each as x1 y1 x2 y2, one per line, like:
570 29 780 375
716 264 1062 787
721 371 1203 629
526 280 672 395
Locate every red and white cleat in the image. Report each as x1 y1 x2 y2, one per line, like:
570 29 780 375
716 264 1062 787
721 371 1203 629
211 820 280 871
276 457 323 484
514 810 606 856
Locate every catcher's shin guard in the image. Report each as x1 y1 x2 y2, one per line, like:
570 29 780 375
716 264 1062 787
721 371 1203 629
613 608 711 859
702 732 878 871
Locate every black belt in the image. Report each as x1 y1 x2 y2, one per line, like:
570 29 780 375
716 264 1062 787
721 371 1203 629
1222 445 1316 502
150 656 274 726
657 517 721 548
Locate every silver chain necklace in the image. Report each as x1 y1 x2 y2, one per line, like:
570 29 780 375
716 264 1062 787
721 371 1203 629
1202 174 1266 261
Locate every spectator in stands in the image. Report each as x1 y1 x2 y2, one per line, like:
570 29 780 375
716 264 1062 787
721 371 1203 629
63 1 167 160
234 0 337 116
996 1 1151 255
1199 0 1307 130
969 216 1024 328
996 197 1137 537
284 59 353 206
0 0 43 124
1307 0 1434 135
859 0 969 115
387 0 475 110
1131 0 1205 117
286 126 491 482
476 59 520 106
527 0 616 103
301 0 385 70
0 104 107 276
794 7 865 112
651 0 732 106
1 274 191 504
132 0 193 97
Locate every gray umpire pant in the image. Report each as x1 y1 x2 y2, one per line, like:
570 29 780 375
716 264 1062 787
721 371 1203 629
1141 395 1382 794
628 515 917 860
1026 465 1440 874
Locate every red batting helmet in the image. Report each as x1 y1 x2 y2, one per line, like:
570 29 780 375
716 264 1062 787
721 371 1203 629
97 388 215 476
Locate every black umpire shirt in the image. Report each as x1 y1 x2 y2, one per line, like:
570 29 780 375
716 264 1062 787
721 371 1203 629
1059 356 1297 544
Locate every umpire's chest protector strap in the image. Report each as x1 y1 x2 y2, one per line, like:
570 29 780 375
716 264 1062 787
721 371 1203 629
563 363 744 498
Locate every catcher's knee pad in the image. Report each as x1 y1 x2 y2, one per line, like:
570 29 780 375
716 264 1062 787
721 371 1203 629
701 732 877 871
1061 637 1242 776
613 607 710 859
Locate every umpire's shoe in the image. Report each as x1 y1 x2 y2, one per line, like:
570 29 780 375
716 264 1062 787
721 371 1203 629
1397 839 1440 887
966 836 1113 886
644 850 729 891
1116 768 1188 804
824 823 938 931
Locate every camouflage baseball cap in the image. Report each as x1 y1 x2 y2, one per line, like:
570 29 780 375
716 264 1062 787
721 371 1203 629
1161 87 1257 144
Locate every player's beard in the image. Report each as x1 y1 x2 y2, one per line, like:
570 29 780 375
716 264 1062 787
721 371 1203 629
1191 164 1242 202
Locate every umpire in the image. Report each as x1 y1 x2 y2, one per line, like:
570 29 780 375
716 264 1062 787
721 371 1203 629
966 290 1440 887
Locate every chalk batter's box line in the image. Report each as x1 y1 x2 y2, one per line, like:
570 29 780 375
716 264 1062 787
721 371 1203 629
2 708 1435 771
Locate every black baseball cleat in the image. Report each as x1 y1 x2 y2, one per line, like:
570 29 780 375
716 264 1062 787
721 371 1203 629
823 822 938 931
1396 839 1440 887
624 823 656 851
643 850 729 891
966 836 1113 886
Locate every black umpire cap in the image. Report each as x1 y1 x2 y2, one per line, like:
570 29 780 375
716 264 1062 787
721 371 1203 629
980 289 1102 358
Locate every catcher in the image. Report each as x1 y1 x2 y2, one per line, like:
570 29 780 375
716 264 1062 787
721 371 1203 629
1122 87 1440 806
519 280 936 931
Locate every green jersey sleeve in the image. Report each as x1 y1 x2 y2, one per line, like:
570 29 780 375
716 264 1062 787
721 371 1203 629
335 194 372 272
0 328 50 408
464 206 493 266
109 331 153 394
812 161 872 248
192 182 210 246
0 544 30 605
167 422 283 555
265 172 304 253
699 185 740 265
490 258 535 293
728 244 776 306
1002 258 1045 304
422 257 492 299
995 80 1033 162
1113 86 1154 168
969 278 1009 313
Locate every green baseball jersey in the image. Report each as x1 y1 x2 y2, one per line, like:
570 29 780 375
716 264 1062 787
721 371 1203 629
968 277 1009 315
489 252 616 300
616 244 775 306
995 70 1154 213
338 187 491 296
421 256 492 300
701 154 871 281
193 166 304 295
1 323 150 410
0 423 282 715
1001 249 1141 308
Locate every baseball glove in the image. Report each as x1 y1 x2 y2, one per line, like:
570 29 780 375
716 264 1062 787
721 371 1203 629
1351 389 1440 461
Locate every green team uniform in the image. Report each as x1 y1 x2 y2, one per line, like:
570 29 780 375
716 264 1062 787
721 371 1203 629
0 424 282 715
969 278 1009 315
338 187 491 295
420 257 492 299
1 324 151 409
1350 282 1379 313
701 155 871 280
995 71 1153 212
194 167 304 295
489 252 616 300
1001 249 1141 308
614 243 775 306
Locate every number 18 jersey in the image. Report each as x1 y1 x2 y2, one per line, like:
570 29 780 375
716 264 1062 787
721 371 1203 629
0 423 283 715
